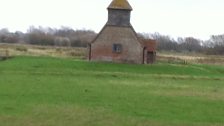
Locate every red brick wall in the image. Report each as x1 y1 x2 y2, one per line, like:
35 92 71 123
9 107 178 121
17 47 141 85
90 26 143 64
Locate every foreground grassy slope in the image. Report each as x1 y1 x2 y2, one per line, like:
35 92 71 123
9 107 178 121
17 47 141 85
0 56 224 126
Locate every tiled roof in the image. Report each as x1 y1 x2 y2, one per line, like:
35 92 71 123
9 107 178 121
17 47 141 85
141 39 157 52
108 0 132 10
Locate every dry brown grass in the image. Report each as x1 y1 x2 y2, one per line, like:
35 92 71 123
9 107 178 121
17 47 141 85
0 43 87 59
157 52 224 65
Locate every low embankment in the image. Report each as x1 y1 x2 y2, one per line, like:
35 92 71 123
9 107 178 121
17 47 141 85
1 43 224 65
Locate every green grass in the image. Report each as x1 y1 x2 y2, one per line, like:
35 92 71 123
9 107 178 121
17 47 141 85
0 56 224 126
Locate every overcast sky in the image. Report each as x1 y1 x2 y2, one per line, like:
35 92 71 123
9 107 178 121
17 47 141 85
0 0 224 40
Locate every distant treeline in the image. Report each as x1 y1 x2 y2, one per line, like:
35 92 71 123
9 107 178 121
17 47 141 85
138 33 224 55
0 26 96 47
0 26 224 55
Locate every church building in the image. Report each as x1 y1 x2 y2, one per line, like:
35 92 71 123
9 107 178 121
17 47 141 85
89 0 156 64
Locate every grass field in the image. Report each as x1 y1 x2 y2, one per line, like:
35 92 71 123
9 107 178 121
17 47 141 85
0 56 224 126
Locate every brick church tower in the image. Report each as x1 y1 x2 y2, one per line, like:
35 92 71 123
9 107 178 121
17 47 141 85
89 0 156 64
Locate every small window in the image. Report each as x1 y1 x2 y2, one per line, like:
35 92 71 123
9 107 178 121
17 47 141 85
113 44 122 53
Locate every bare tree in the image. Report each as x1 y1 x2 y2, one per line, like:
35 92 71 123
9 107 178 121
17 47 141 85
180 37 202 52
